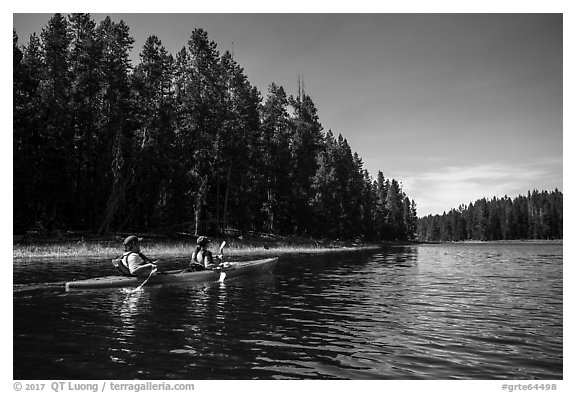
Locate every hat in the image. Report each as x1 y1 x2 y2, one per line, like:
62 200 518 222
196 236 211 246
123 235 141 246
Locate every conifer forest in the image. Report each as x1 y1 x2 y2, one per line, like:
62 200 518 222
13 14 418 241
417 190 563 242
13 14 562 242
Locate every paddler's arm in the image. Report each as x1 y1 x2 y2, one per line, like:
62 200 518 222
203 252 215 269
128 254 157 275
138 252 157 263
131 263 157 276
139 253 162 269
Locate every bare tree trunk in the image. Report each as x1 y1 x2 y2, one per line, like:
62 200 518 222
99 132 129 235
99 173 130 235
267 188 274 233
194 175 208 236
216 168 220 234
222 163 232 230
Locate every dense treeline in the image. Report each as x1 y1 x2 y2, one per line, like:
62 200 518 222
13 14 418 241
417 190 563 242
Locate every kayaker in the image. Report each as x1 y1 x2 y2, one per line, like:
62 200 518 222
120 235 158 276
189 236 221 270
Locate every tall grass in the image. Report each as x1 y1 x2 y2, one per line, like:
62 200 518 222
13 238 378 260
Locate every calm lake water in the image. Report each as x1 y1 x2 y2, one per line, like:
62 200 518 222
13 242 562 380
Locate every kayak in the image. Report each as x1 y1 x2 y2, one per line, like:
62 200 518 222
64 257 278 291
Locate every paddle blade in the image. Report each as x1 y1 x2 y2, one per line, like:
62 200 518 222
219 241 226 253
219 272 226 283
131 267 157 292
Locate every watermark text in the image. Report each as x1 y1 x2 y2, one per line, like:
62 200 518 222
13 382 194 393
502 384 557 392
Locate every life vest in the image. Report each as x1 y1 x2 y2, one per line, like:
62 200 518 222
190 247 210 270
111 251 146 277
193 248 205 264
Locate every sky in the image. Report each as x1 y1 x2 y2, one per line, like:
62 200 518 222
11 11 564 217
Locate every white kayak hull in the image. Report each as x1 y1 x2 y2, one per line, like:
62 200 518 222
65 257 278 291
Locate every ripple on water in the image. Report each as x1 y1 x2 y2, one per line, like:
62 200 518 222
13 243 563 379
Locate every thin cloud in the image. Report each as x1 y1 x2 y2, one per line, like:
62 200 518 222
401 160 562 217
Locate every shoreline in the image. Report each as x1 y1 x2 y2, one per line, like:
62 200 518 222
13 238 400 261
13 238 559 261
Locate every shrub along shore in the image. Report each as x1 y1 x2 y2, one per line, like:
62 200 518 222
13 236 387 260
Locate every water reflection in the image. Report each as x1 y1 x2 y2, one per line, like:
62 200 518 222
113 289 148 340
14 243 563 380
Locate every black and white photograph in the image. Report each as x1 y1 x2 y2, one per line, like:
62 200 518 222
9 3 570 389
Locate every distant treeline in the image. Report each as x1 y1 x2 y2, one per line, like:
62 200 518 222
417 189 563 242
13 13 417 241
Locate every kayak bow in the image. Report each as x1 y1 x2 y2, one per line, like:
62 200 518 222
64 257 278 291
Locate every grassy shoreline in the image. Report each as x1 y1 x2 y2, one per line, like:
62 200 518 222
13 238 388 260
13 238 561 260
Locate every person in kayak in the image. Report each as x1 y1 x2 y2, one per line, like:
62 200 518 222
189 236 221 270
120 235 158 276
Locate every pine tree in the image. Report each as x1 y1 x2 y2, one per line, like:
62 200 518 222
374 171 388 239
130 35 176 230
67 13 104 229
185 28 225 235
403 198 418 240
385 179 405 240
310 130 340 237
288 90 323 235
260 83 296 234
13 31 43 233
218 51 262 235
360 169 377 240
97 17 135 233
36 14 74 229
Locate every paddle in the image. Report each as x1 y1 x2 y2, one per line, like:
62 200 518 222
218 241 227 282
131 265 158 292
218 240 226 259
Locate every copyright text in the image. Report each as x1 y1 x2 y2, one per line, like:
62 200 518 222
13 382 195 393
